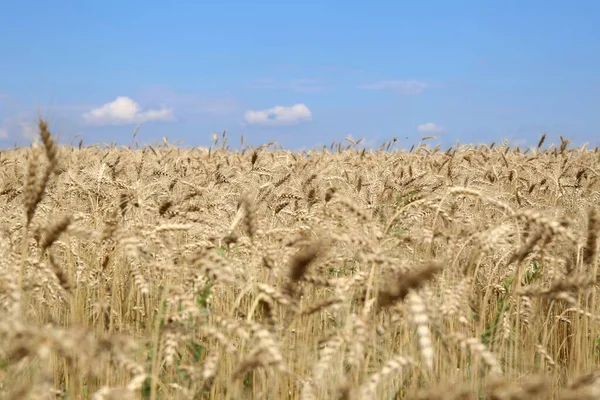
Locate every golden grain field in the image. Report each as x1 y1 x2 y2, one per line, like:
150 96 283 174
1 119 599 399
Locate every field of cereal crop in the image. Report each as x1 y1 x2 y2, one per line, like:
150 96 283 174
1 119 600 399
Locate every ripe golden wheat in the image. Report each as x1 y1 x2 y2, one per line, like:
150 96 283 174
0 119 599 399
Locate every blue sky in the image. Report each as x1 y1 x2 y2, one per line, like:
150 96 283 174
1 1 599 150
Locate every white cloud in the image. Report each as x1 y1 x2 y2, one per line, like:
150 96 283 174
360 80 429 95
19 121 38 140
417 122 446 134
244 104 312 126
137 86 240 116
0 117 40 142
82 96 174 126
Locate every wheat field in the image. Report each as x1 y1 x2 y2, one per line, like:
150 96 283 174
0 119 599 399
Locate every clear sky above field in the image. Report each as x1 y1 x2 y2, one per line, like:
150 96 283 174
0 1 599 150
